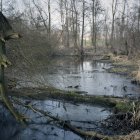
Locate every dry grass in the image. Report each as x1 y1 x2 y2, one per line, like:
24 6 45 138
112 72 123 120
111 55 127 62
120 131 140 140
106 67 128 74
113 59 134 66
102 53 135 66
102 53 140 85
132 66 140 84
111 55 136 66
112 56 140 84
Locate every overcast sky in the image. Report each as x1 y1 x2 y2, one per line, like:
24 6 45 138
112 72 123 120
2 0 137 34
2 0 112 15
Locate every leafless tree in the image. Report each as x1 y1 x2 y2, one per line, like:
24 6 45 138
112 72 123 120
91 0 102 52
138 0 140 32
104 10 109 50
0 0 2 12
81 0 85 56
110 0 118 53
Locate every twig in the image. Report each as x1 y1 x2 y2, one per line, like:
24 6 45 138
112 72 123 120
12 99 116 140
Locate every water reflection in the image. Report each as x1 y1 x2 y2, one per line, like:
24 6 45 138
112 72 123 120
0 99 111 140
17 57 140 98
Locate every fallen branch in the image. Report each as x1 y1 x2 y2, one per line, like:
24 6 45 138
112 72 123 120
12 99 118 140
0 83 28 126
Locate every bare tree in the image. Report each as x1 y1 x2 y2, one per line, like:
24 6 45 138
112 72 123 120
120 0 127 39
0 0 2 12
48 0 51 40
70 0 79 48
92 0 96 52
138 0 140 32
104 10 109 50
65 0 70 47
110 0 118 53
91 0 101 52
32 0 52 41
81 0 85 56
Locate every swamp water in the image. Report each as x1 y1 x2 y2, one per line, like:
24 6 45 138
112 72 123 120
20 57 140 98
0 99 111 140
1 57 140 140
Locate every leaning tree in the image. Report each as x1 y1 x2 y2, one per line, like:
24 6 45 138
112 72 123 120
0 12 27 125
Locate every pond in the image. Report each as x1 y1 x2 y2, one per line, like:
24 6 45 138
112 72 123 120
18 57 140 98
0 99 111 140
2 56 140 140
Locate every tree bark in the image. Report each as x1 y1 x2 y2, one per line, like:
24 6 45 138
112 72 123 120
0 40 26 126
110 0 118 53
48 0 51 41
104 12 109 50
73 0 78 48
65 0 70 47
81 0 85 56
0 0 2 13
138 0 140 32
92 0 96 52
0 12 26 126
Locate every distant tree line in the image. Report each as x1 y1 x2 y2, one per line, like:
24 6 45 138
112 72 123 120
0 0 140 58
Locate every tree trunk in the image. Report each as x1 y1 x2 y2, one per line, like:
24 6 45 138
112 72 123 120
0 12 26 125
110 0 117 53
94 15 97 53
48 0 51 41
138 0 140 32
92 0 95 52
65 0 70 48
81 0 85 56
32 0 49 40
0 40 26 126
0 0 2 12
104 12 109 50
73 0 78 48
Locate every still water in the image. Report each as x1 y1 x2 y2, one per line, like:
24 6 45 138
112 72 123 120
2 57 140 140
19 57 140 98
0 99 111 140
